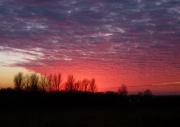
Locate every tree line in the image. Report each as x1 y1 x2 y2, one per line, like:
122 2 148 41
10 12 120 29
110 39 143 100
13 72 97 93
13 72 152 96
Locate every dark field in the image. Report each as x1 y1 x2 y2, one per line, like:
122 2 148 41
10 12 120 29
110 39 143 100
1 107 180 127
0 91 180 127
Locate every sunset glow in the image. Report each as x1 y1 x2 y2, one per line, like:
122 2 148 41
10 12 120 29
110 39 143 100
0 0 180 95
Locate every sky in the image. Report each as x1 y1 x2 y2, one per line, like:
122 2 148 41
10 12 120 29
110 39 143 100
0 0 180 95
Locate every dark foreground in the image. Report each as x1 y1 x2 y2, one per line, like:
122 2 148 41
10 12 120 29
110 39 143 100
1 106 180 127
0 91 180 127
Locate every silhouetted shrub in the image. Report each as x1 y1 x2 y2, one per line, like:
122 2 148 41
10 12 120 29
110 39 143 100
144 89 152 96
13 72 24 91
88 78 97 93
118 84 128 96
65 75 75 92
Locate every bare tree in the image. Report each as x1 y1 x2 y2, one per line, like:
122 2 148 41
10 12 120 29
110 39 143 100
82 79 89 92
117 84 128 96
56 73 62 91
24 74 31 91
53 73 62 91
74 80 81 91
13 72 24 91
65 75 75 92
29 73 39 92
144 89 152 96
39 74 48 92
137 92 144 96
47 74 53 92
88 78 97 93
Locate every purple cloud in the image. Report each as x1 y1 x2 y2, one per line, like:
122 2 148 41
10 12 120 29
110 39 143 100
0 0 180 93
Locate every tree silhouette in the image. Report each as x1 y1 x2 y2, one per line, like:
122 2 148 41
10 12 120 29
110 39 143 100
88 78 97 93
53 73 62 91
13 72 99 93
144 89 152 96
82 79 89 92
29 73 39 92
74 80 81 91
137 92 144 96
13 72 24 91
39 74 48 92
117 84 128 96
47 74 53 92
65 75 75 92
24 74 31 91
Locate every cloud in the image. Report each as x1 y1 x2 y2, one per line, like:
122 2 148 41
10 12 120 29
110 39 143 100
0 0 180 92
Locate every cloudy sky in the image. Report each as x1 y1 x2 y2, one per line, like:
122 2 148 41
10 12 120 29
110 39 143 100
0 0 180 94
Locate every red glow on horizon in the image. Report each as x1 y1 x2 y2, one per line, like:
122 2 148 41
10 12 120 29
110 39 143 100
22 60 180 95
